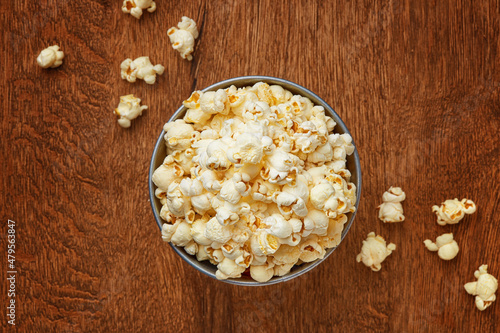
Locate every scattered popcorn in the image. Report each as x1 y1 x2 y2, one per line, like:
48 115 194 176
120 56 164 84
122 0 156 19
167 16 199 61
432 198 476 226
378 186 405 223
37 45 64 69
153 82 357 282
113 94 148 128
356 232 396 271
464 265 498 311
423 233 459 260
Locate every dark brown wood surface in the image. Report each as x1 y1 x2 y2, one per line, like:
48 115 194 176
2 0 499 332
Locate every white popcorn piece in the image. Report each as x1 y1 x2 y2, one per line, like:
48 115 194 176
234 250 253 268
251 230 280 256
204 217 233 244
170 221 193 246
303 209 329 236
120 56 164 84
113 94 148 128
37 45 64 69
211 196 250 226
122 0 156 19
163 119 196 153
167 16 199 61
196 139 232 172
319 213 347 248
190 218 212 246
262 150 302 185
356 232 396 271
184 240 198 255
161 221 180 242
299 236 326 262
250 262 275 283
152 159 184 192
263 214 293 239
218 174 251 204
166 181 192 218
378 186 405 223
154 82 357 282
199 89 230 115
464 265 498 311
423 233 459 260
196 245 210 261
432 198 476 226
216 258 246 280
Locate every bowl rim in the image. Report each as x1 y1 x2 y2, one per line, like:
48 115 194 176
149 75 362 286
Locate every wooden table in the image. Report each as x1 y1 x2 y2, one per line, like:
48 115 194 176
2 1 499 331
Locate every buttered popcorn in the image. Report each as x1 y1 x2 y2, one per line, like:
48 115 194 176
167 16 199 61
464 265 498 311
153 82 357 282
122 0 156 19
120 56 164 84
37 45 64 69
423 233 459 260
356 232 396 271
114 94 148 128
378 186 405 223
432 198 476 226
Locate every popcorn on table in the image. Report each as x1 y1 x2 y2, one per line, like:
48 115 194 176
356 232 396 271
122 0 156 19
167 16 199 61
113 94 148 128
423 233 459 260
37 45 64 69
464 265 498 311
153 82 357 282
120 56 164 84
432 198 476 226
378 186 405 223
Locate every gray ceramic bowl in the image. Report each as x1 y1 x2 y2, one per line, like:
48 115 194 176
149 76 361 286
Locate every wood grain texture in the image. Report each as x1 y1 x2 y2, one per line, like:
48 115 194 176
1 0 499 332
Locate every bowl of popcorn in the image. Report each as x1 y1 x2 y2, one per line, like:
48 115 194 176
149 76 361 285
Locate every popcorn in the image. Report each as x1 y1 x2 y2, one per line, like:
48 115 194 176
464 265 498 311
113 94 148 128
167 16 199 61
190 218 212 246
37 45 64 69
299 236 326 262
170 221 193 246
204 217 233 244
163 120 196 153
161 221 180 242
378 186 405 223
263 214 293 239
423 233 459 260
122 0 156 19
166 181 192 219
251 230 280 256
250 262 275 283
154 82 357 281
152 158 184 192
216 258 246 280
199 89 230 115
262 150 302 185
120 56 164 84
356 232 396 271
432 198 476 226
